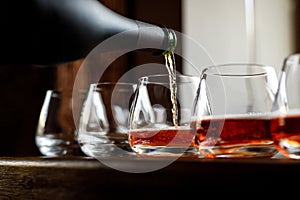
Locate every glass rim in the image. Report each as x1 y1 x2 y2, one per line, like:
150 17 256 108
89 82 137 92
46 89 72 95
284 53 300 67
202 63 276 77
285 52 300 59
138 73 200 84
90 82 137 86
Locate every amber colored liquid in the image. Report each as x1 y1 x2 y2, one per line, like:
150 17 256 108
128 127 198 157
129 128 194 147
193 116 275 158
164 52 178 127
270 113 300 159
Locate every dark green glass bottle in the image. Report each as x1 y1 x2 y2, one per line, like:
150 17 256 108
0 0 177 65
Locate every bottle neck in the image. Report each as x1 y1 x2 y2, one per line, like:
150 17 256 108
135 21 177 55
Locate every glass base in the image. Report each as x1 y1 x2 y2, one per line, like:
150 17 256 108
131 145 200 158
276 138 300 159
198 143 277 159
36 135 83 156
79 143 137 158
78 131 138 158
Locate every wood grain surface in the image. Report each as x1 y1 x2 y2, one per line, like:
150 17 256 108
0 156 300 199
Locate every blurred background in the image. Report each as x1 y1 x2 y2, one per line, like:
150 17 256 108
183 0 299 75
0 0 298 156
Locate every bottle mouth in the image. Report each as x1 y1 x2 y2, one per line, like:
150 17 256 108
160 25 177 55
165 29 177 53
151 27 177 56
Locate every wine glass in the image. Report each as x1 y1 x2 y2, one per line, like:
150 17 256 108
271 53 300 159
77 82 137 158
128 74 200 158
192 64 279 158
35 89 83 156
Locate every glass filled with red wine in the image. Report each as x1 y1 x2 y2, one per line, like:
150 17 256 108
192 64 279 158
128 74 200 158
271 53 300 159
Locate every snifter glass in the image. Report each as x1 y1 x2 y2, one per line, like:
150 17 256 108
35 90 83 156
128 74 200 158
192 64 279 158
271 53 300 159
77 82 137 158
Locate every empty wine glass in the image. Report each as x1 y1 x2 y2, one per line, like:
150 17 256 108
35 90 83 156
77 82 137 158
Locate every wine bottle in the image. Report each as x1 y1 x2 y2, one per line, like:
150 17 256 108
0 0 177 65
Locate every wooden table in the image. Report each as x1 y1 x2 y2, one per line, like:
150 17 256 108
0 156 299 199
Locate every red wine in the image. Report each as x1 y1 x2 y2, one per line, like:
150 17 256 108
128 127 197 157
270 111 300 159
129 128 194 147
193 114 276 158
